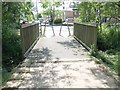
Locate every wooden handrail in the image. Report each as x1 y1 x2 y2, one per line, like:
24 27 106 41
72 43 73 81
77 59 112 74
74 22 97 50
20 22 39 56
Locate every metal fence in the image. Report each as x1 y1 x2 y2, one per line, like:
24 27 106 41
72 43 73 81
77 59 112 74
20 22 39 56
74 22 97 50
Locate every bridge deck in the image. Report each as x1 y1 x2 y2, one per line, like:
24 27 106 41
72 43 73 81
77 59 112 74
3 26 117 88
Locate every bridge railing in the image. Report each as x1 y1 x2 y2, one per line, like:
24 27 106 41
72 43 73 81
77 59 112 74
20 22 39 56
74 22 97 50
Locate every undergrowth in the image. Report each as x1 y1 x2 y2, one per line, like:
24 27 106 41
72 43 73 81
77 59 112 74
90 23 120 75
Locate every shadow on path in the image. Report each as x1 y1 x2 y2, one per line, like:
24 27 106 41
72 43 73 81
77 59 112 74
2 36 118 88
27 47 53 62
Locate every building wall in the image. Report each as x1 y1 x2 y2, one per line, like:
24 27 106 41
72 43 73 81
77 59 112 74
54 10 79 23
64 10 79 23
64 11 73 18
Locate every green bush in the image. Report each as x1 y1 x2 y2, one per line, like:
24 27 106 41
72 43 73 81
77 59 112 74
97 23 120 51
90 45 98 57
54 18 62 24
118 53 120 76
49 18 54 25
2 28 22 72
2 2 34 84
37 13 42 19
90 45 119 74
2 68 12 83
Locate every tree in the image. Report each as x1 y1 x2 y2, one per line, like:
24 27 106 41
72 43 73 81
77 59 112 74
74 2 120 51
2 2 34 71
75 2 96 22
40 0 61 24
75 2 119 31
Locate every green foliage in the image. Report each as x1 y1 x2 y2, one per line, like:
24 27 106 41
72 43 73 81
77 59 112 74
75 2 96 22
49 18 54 25
75 2 119 23
90 48 118 74
90 44 98 57
2 28 22 71
42 8 51 16
40 1 61 22
37 13 42 19
96 23 119 74
54 18 62 24
2 2 34 83
118 53 120 76
75 1 120 75
2 68 12 84
40 1 50 9
97 23 120 51
2 2 34 24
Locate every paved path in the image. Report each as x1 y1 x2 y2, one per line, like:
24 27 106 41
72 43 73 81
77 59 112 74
3 26 117 88
41 25 74 37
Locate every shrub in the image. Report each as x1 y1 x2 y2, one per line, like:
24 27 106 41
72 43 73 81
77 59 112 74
37 13 42 19
2 28 22 71
54 18 62 24
97 23 120 51
49 19 54 25
2 68 12 83
90 45 98 57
